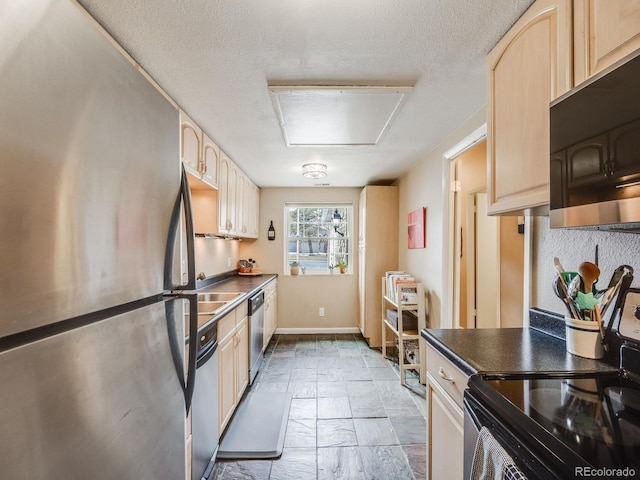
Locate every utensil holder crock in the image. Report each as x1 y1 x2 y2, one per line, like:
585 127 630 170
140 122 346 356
565 316 605 359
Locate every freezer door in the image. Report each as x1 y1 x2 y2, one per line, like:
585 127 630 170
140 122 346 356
0 0 180 337
0 301 186 480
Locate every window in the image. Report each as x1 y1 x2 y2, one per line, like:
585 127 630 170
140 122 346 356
285 204 352 274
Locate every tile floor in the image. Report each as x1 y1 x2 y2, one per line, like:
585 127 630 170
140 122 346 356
211 333 426 480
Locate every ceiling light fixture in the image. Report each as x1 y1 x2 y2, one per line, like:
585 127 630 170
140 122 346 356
302 163 327 179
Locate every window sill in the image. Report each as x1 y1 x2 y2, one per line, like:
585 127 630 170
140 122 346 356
287 272 352 277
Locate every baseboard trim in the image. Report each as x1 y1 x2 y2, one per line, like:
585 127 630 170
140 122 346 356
275 327 361 335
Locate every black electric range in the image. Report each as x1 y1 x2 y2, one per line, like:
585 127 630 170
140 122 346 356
465 289 640 479
468 370 640 478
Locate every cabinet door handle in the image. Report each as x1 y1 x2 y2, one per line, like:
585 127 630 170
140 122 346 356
438 367 455 384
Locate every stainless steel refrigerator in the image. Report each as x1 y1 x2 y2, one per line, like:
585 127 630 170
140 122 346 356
0 0 198 478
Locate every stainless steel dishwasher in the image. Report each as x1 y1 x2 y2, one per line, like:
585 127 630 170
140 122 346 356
191 321 219 480
248 290 265 384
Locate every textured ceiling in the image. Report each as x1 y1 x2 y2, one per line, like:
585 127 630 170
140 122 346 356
77 0 534 187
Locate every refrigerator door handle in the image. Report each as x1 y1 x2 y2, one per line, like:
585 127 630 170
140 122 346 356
183 293 198 412
164 294 198 413
164 165 196 291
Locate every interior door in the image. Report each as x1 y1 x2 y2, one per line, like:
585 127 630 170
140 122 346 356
474 192 499 328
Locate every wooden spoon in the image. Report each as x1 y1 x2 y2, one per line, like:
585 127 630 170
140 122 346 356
594 305 608 352
578 261 600 294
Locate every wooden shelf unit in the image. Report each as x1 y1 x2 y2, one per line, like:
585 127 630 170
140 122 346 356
381 278 426 386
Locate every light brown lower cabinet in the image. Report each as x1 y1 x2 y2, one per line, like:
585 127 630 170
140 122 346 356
236 315 249 396
263 279 278 350
218 308 249 436
425 343 469 480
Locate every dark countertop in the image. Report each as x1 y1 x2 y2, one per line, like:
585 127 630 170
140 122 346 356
198 273 277 297
421 326 618 377
189 273 277 334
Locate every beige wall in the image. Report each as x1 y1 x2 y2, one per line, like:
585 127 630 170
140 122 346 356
240 187 362 332
396 107 487 329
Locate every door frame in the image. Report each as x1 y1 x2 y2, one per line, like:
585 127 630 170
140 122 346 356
443 125 486 329
442 124 531 330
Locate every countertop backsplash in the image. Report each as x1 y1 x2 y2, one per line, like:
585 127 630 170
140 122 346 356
194 236 241 279
532 215 640 313
529 307 565 340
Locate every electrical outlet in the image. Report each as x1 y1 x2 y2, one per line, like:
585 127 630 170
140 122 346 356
319 308 325 317
227 257 231 267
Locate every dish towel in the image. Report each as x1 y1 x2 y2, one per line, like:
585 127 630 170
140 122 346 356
470 426 528 480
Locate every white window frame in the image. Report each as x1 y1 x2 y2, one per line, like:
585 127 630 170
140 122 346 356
284 203 353 275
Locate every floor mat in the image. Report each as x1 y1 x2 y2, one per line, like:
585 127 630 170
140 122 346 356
216 391 292 459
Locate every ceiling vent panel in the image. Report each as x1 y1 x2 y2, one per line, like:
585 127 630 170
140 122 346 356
269 86 412 147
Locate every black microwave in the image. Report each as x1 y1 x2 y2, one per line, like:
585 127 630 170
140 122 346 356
549 50 640 231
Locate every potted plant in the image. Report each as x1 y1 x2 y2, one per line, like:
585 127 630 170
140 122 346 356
328 264 335 274
336 261 347 274
290 261 300 276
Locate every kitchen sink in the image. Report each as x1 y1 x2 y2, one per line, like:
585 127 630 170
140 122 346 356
197 292 244 302
197 301 228 314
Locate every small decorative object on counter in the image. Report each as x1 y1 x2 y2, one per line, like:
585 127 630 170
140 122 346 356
290 261 299 276
268 221 276 241
238 259 262 275
238 259 252 273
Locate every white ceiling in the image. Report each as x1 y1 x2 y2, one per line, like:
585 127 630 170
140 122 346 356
77 0 534 188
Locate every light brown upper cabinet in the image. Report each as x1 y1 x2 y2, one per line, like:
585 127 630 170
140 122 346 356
235 170 259 239
487 0 573 215
217 153 235 235
180 112 201 177
180 110 218 189
245 180 260 239
235 170 246 236
488 0 640 215
217 152 259 239
200 133 219 188
573 0 640 85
